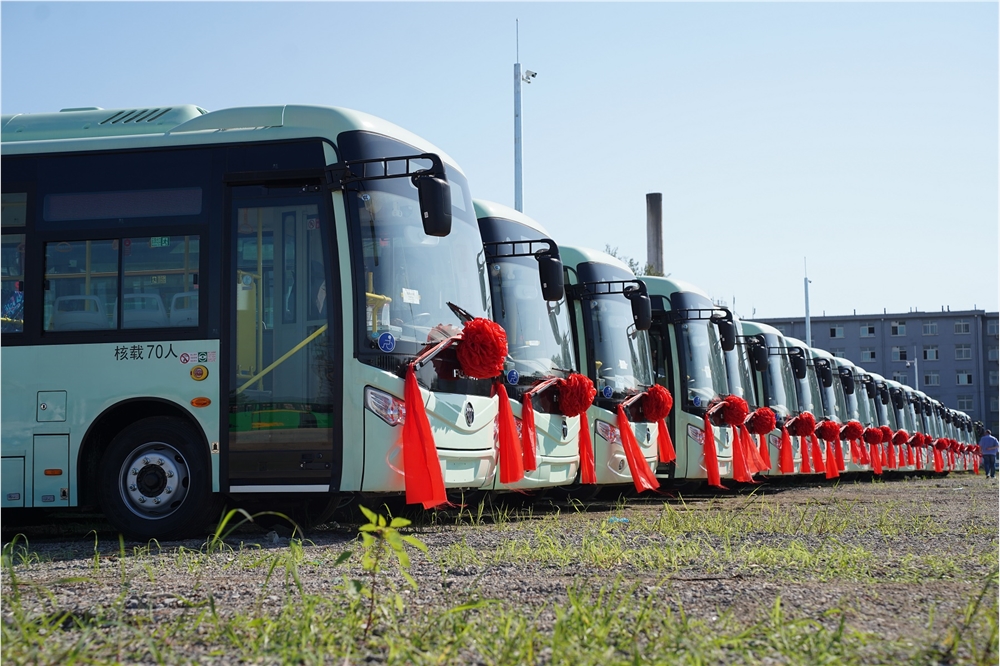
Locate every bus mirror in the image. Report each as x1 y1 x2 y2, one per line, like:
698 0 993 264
891 389 904 411
715 319 736 352
630 293 652 331
536 253 565 301
879 386 890 405
791 353 807 380
819 364 833 388
415 175 452 237
863 379 876 400
751 344 768 373
839 369 855 395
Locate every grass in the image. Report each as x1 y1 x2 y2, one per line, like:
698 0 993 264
2 479 997 665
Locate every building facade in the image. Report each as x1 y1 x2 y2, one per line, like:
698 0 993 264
756 309 999 434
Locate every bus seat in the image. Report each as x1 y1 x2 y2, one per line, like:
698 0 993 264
50 295 109 330
117 293 168 329
169 291 199 327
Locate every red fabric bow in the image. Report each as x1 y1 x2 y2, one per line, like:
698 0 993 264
557 373 597 484
745 407 776 472
644 384 676 464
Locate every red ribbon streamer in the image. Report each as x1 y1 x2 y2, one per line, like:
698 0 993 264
520 378 559 473
799 436 812 474
657 418 676 464
824 440 840 480
779 425 795 474
579 413 597 484
870 441 883 475
810 433 825 473
616 405 659 493
702 413 725 488
402 364 448 509
494 383 524 485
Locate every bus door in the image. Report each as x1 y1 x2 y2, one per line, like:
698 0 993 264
225 186 340 493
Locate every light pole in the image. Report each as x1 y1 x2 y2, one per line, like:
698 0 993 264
804 259 812 347
514 19 536 212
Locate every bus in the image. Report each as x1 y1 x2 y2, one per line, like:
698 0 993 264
473 200 580 490
1 104 499 539
645 277 734 483
560 246 659 490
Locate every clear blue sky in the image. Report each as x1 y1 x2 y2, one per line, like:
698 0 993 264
3 2 996 319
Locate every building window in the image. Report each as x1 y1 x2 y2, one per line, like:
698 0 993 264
831 348 846 358
957 371 973 385
957 395 974 410
922 321 938 336
829 325 844 338
860 322 875 338
989 346 998 362
991 371 999 387
891 347 908 361
892 372 908 385
861 347 876 362
775 325 787 334
923 345 939 361
991 396 999 412
955 344 972 360
891 321 906 336
923 372 940 386
955 319 970 334
989 320 999 336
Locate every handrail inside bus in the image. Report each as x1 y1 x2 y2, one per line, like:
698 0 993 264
235 323 328 395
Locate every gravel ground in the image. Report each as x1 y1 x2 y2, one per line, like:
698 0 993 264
2 473 998 663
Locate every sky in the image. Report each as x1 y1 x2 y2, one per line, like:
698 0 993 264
2 2 997 320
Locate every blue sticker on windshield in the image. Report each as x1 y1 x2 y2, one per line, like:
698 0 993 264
602 386 613 399
377 332 396 353
693 395 701 407
506 369 519 385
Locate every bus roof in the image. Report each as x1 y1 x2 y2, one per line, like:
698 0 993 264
641 275 710 300
559 245 633 275
1 104 463 172
741 320 783 337
472 199 552 238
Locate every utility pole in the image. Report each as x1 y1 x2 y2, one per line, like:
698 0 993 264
513 20 536 212
804 258 812 347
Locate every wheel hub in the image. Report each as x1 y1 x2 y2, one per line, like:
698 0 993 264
120 442 190 519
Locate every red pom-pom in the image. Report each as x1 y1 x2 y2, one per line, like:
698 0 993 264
745 407 776 435
892 429 909 447
841 420 864 442
863 427 883 444
557 373 597 418
787 411 816 438
456 318 508 379
816 420 840 441
909 432 925 447
717 395 749 428
879 425 893 444
643 384 673 422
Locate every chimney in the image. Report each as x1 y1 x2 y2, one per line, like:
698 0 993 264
646 193 663 276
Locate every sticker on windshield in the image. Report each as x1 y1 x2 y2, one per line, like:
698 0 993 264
401 288 421 305
602 386 613 399
693 395 702 407
506 370 519 386
378 332 396 353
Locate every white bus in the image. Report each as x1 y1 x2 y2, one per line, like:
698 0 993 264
1 104 498 539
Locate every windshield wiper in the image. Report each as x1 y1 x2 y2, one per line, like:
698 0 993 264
447 301 475 324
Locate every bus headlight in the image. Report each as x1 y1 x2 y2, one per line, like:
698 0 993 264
596 420 621 445
687 423 705 445
365 387 406 427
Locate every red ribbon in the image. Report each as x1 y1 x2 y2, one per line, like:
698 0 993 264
799 435 812 474
870 440 883 475
616 404 659 493
702 413 725 488
494 383 524 485
810 433 825 473
779 425 794 473
520 378 559 473
579 413 597 484
824 439 840 480
402 364 448 509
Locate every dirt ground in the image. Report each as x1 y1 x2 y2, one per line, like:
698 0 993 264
2 472 998 664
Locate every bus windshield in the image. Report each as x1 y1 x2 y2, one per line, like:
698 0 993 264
577 263 653 397
670 292 727 411
340 132 490 358
762 334 797 418
479 218 574 379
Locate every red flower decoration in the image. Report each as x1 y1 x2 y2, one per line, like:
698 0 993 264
787 411 816 438
841 420 864 442
879 425 894 444
909 432 925 447
456 318 508 379
816 420 841 442
716 395 749 428
892 429 909 447
557 373 597 417
745 407 776 435
643 384 673 422
863 426 883 444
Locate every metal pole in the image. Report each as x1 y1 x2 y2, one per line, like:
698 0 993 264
514 61 522 212
914 345 919 390
804 259 812 347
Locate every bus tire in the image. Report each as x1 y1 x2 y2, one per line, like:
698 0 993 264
98 417 218 541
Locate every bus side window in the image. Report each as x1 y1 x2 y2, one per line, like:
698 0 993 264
1 235 25 333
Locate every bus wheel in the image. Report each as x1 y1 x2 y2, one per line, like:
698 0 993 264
98 417 218 541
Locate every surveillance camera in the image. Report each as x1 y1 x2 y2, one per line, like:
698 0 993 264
525 70 537 79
